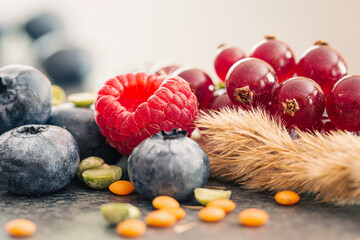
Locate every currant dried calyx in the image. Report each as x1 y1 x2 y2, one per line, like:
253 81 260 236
234 86 253 103
282 99 300 116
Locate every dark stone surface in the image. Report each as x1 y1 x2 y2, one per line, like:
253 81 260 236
0 179 359 240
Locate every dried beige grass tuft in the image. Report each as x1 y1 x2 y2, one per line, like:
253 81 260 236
196 107 360 205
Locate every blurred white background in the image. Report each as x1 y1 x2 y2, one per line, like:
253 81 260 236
0 0 360 87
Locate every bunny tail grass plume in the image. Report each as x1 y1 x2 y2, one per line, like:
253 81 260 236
196 107 360 205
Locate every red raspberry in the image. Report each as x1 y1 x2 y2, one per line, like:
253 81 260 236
94 72 199 155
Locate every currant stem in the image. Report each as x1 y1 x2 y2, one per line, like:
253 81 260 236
217 43 227 49
264 35 276 40
314 40 329 46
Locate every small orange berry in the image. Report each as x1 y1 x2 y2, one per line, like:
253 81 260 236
116 219 146 238
162 207 186 221
5 219 37 237
109 180 135 195
275 191 300 205
198 207 226 222
145 210 177 228
238 208 269 227
152 196 180 209
207 199 236 213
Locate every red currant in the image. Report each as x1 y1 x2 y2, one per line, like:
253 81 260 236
225 58 278 109
173 67 215 110
271 77 325 130
326 75 360 131
296 41 347 95
214 44 246 82
150 63 181 76
209 89 236 111
250 35 296 83
311 115 337 134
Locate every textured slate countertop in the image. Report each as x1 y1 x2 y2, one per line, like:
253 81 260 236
0 179 359 240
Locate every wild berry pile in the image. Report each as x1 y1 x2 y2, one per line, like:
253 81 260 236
151 37 356 133
211 36 358 132
95 36 360 155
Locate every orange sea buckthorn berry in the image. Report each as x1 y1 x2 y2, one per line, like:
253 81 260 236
238 208 269 227
162 207 186 221
152 196 180 209
198 206 226 222
5 219 37 237
274 190 300 205
109 180 135 195
145 210 177 228
116 219 146 238
207 199 236 213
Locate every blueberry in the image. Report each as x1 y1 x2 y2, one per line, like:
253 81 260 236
128 129 210 202
0 125 79 195
33 31 92 88
24 12 62 40
42 48 92 86
47 107 121 164
33 31 70 62
0 65 52 134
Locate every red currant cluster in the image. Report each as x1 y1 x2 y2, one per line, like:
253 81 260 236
151 36 359 133
214 36 359 133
